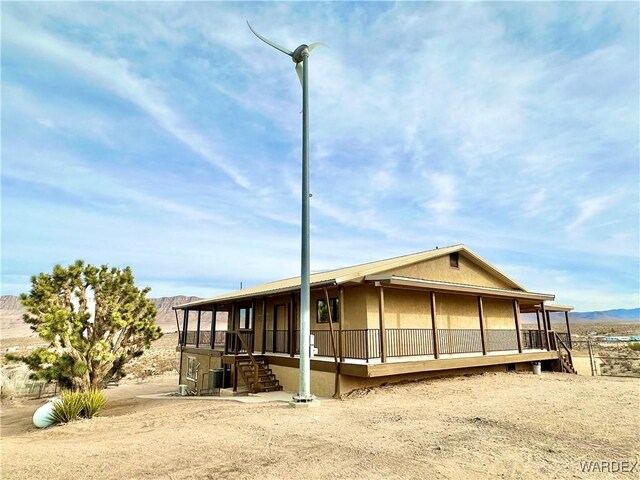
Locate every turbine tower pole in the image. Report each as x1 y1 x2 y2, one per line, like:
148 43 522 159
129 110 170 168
297 49 312 403
247 22 323 405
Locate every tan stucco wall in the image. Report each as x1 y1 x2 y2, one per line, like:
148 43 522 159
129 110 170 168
381 288 431 329
271 363 535 398
382 254 513 289
482 297 516 329
270 364 336 397
435 293 479 329
179 351 222 393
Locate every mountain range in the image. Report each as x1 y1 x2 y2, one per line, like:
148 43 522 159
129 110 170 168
0 294 200 339
0 295 637 339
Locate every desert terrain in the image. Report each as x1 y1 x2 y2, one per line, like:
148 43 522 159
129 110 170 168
1 370 638 479
2 312 639 479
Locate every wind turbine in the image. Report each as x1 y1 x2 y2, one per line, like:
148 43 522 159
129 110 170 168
248 21 324 405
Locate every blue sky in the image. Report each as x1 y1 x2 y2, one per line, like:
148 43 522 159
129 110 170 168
1 2 638 311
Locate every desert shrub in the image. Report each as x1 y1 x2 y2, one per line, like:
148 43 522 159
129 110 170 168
81 388 106 419
50 389 107 424
628 342 640 352
50 390 84 423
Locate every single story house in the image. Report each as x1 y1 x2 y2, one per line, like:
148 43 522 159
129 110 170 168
174 244 575 397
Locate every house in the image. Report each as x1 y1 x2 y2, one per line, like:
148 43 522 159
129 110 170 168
174 244 576 397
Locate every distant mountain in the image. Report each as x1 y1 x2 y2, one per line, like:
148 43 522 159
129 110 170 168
569 308 640 322
2 295 637 339
0 294 201 339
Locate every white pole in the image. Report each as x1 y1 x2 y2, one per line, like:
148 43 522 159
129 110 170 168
294 51 313 402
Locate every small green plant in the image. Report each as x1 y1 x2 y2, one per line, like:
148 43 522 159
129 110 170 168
50 390 84 423
49 388 107 424
628 342 640 352
81 388 106 419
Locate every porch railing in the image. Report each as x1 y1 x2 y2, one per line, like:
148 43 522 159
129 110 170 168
183 327 556 361
182 330 227 348
223 330 254 354
438 328 483 354
521 329 547 350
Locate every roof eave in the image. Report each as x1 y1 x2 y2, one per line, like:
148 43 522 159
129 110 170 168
365 275 555 302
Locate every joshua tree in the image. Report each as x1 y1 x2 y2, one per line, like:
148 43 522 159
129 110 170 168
8 261 161 390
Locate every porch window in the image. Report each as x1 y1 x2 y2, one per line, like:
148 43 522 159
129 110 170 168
316 298 339 323
186 356 198 381
238 306 253 329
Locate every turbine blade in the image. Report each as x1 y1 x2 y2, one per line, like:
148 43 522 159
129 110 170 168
247 21 293 56
307 42 328 52
295 62 304 87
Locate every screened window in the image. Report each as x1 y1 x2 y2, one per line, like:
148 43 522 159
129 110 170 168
316 298 339 323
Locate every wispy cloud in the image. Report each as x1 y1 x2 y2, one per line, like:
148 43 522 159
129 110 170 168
2 13 250 189
1 2 638 310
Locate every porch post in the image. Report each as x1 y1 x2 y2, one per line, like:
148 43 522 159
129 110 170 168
339 286 345 362
182 310 189 346
430 291 439 359
230 302 237 354
546 310 552 331
262 297 267 354
378 286 387 363
478 296 487 355
513 299 523 353
251 299 256 351
289 292 295 357
540 302 551 351
565 311 573 349
535 310 541 331
211 305 217 349
195 309 202 348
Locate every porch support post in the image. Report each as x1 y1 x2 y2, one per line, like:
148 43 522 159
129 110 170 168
195 309 202 348
540 302 551 351
251 299 256 351
478 296 487 355
230 302 237 354
378 286 387 363
262 297 267 354
535 310 541 331
430 291 439 359
338 286 345 363
565 311 573 349
513 299 523 353
211 305 217 349
289 292 295 357
182 310 189 346
546 310 552 331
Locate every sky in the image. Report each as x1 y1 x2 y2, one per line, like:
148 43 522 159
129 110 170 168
1 1 639 312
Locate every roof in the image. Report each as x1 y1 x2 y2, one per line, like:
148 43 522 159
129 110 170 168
366 275 555 302
175 244 534 309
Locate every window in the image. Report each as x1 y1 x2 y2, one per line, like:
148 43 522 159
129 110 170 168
316 298 339 323
186 356 198 381
449 252 459 268
238 306 253 329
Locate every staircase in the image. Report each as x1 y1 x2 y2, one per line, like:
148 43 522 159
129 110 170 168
555 332 577 374
236 356 283 393
560 353 577 374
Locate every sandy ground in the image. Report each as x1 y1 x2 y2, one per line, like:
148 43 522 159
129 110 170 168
1 371 638 480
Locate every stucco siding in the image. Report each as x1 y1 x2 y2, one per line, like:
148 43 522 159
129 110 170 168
382 254 514 289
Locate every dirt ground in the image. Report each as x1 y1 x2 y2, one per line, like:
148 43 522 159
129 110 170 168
1 371 638 480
